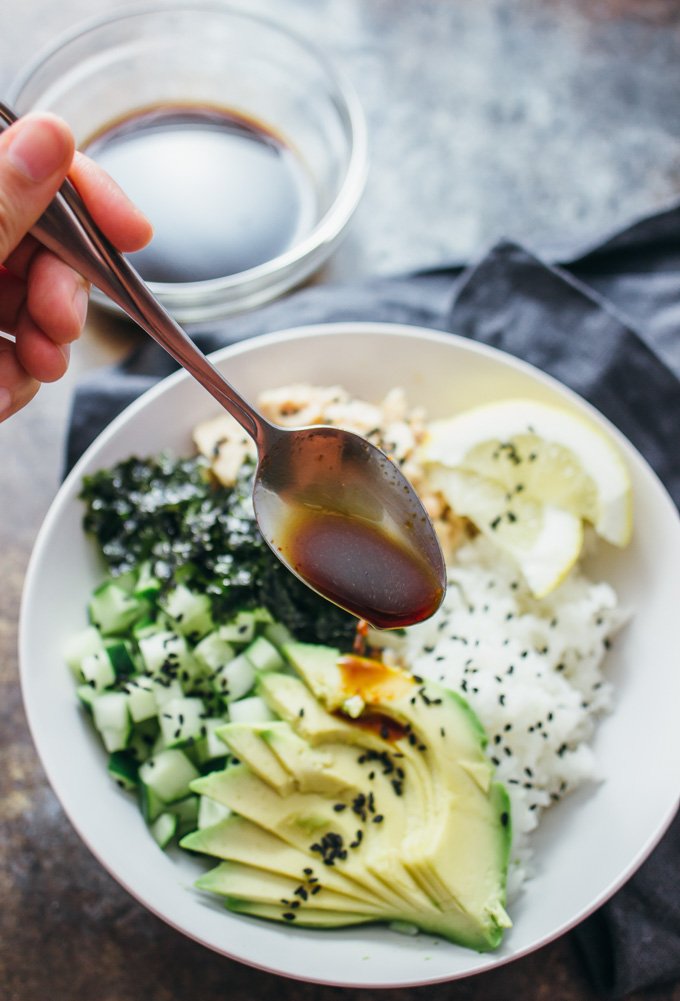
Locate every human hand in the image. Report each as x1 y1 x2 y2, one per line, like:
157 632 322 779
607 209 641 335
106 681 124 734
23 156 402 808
0 112 152 421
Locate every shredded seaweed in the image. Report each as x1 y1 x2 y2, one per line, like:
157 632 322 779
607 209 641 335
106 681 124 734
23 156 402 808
80 452 357 649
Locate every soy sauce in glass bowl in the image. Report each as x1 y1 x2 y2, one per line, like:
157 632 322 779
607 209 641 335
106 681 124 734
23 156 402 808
9 3 367 322
83 103 317 285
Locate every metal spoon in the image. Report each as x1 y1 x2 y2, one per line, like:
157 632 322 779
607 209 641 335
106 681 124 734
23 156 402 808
0 102 446 628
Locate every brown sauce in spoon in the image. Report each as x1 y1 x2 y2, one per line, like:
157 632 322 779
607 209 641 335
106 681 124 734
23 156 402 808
278 505 445 630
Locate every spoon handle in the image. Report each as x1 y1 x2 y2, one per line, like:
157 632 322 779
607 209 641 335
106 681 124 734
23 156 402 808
0 102 264 444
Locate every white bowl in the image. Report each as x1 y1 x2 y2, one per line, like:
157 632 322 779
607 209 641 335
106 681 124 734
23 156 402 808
19 323 680 987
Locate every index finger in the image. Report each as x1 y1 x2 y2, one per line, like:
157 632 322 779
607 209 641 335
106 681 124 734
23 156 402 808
68 150 153 252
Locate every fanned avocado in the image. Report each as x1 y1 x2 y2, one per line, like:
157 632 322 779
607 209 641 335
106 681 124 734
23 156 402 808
183 642 512 950
213 722 295 795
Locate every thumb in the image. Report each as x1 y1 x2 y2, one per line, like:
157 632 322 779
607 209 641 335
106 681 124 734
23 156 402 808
0 112 74 263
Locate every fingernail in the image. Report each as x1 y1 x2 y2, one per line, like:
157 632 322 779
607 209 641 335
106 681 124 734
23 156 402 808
59 343 71 366
72 283 89 329
7 115 70 183
0 386 11 417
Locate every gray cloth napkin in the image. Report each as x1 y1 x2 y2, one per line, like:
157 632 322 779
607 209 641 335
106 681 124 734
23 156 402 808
65 220 680 998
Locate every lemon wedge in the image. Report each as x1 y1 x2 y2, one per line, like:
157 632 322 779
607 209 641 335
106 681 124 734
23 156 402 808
421 398 633 595
427 466 584 596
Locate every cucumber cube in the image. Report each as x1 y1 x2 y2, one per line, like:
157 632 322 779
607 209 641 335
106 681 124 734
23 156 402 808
168 794 200 836
81 650 115 691
212 654 255 702
88 581 144 636
263 621 294 651
139 782 165 823
159 697 206 747
149 811 178 849
139 748 199 803
107 750 139 791
126 719 159 764
243 636 284 673
159 585 214 641
64 626 104 679
92 691 130 752
150 678 184 709
218 608 272 645
76 683 98 711
125 677 157 722
138 630 200 687
105 640 136 676
228 695 276 724
193 632 235 672
134 561 162 600
191 717 229 765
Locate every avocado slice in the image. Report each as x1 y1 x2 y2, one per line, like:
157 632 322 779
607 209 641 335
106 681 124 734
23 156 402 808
226 898 375 928
190 763 415 912
182 813 381 906
214 722 294 795
188 643 512 950
196 859 388 915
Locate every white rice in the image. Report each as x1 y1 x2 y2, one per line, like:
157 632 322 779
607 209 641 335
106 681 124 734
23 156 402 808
381 533 625 897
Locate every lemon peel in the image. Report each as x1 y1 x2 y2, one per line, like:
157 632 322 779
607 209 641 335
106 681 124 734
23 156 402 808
423 399 632 547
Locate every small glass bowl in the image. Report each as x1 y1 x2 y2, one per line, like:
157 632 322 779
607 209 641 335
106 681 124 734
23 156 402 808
9 3 368 323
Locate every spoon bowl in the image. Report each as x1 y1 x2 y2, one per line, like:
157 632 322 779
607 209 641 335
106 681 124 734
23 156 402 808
253 424 446 627
0 102 445 628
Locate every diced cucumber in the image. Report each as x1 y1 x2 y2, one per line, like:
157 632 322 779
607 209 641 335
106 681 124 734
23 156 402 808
105 639 136 676
212 653 255 702
139 782 166 823
167 794 200 836
107 750 139 790
150 677 184 709
126 718 159 764
263 620 294 651
218 608 272 645
64 626 104 679
92 691 130 752
228 695 276 724
138 629 200 685
159 585 214 641
193 631 235 672
149 811 177 848
81 650 115 691
125 676 157 722
197 796 232 829
191 717 229 765
159 697 206 747
134 561 162 600
132 617 160 640
112 569 139 595
243 635 284 673
76 683 98 711
88 581 145 636
139 748 199 803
